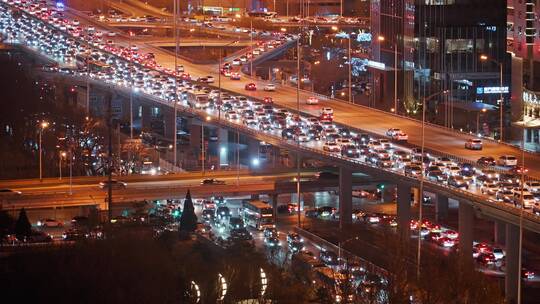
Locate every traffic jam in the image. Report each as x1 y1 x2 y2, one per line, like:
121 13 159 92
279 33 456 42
161 195 392 303
1 0 538 285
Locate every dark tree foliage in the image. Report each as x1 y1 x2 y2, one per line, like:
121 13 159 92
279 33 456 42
0 210 15 240
179 189 197 233
14 208 31 240
0 234 312 303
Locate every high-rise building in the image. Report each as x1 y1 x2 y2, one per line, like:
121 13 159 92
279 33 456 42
370 0 510 137
413 0 508 135
370 0 415 112
508 0 540 150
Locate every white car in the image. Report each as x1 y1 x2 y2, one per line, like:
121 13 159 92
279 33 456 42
323 142 341 152
232 58 241 65
497 155 518 167
481 182 499 195
99 180 127 189
392 132 408 141
225 111 239 120
306 96 319 105
492 248 506 260
320 107 334 115
514 192 536 208
37 218 63 227
525 181 540 193
386 128 401 137
335 138 353 147
263 83 276 91
295 132 310 142
445 166 461 176
206 76 215 83
465 138 483 150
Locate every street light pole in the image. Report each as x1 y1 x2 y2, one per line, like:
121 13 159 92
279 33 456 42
348 35 352 103
218 48 222 121
59 151 66 180
58 152 62 180
480 55 504 141
69 151 73 195
129 31 134 140
218 41 238 121
236 129 240 186
39 128 43 182
250 18 253 77
517 105 527 304
296 31 302 228
201 121 205 175
417 90 448 279
173 0 179 170
39 121 48 182
499 62 503 142
394 42 398 114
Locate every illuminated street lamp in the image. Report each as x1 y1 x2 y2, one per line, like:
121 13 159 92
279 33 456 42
480 54 504 142
477 107 488 135
39 121 49 182
59 151 66 180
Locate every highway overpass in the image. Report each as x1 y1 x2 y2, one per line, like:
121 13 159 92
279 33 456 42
0 170 378 210
0 3 535 300
4 2 539 233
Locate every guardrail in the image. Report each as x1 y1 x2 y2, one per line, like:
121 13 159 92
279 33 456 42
294 226 389 277
3 3 540 229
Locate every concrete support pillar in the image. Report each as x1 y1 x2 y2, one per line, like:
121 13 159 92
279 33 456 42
218 128 229 167
505 223 520 304
163 110 175 139
381 185 394 203
141 105 152 131
494 220 506 245
247 138 260 168
412 187 420 205
189 121 202 152
435 194 449 222
271 193 278 222
339 167 353 229
397 184 411 239
458 202 474 265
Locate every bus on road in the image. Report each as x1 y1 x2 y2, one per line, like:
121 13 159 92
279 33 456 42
241 200 274 230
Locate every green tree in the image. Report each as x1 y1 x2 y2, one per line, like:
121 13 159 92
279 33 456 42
179 190 197 233
0 210 15 240
14 208 31 240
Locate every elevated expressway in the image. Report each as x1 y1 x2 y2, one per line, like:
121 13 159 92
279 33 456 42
0 171 377 210
2 1 539 233
1 2 535 299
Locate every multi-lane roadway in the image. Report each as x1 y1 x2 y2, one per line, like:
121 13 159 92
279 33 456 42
2 0 540 233
88 6 540 178
0 171 320 209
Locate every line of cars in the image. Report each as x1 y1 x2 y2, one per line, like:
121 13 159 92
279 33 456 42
5 0 540 220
